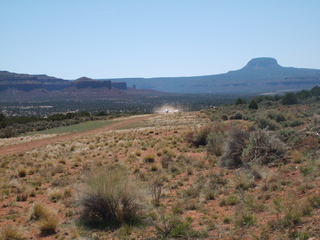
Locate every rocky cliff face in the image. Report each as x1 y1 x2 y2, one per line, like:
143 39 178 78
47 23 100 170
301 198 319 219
72 77 111 89
0 71 71 92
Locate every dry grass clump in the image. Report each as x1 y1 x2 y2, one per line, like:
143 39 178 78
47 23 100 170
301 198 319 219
17 166 27 178
0 225 26 240
143 153 156 163
78 168 145 228
29 202 59 236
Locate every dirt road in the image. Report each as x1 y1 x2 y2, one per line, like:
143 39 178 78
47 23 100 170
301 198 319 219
0 115 152 158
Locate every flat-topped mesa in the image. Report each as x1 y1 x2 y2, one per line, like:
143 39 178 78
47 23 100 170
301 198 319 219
72 77 111 89
242 57 281 70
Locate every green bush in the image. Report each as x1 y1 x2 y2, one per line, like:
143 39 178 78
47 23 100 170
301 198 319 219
267 111 286 122
206 131 225 156
255 116 280 131
230 112 243 120
248 100 258 110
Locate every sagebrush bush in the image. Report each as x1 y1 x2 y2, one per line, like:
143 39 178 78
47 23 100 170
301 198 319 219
220 128 249 169
255 116 280 131
79 168 144 227
241 129 287 166
206 131 225 157
185 126 212 147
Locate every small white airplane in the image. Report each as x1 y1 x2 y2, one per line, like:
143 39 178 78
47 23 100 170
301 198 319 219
156 109 179 114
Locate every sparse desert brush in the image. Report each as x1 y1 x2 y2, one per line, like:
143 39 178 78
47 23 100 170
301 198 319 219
17 166 27 178
220 128 249 169
274 194 312 228
219 195 239 206
233 169 256 190
206 131 225 157
151 163 160 171
143 153 156 163
185 126 212 147
78 168 145 227
241 129 287 166
233 207 256 227
255 116 280 130
48 188 64 202
135 149 142 156
29 202 53 220
291 150 304 163
0 225 26 240
38 215 59 236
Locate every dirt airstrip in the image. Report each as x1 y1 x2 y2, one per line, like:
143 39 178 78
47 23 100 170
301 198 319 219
0 115 152 158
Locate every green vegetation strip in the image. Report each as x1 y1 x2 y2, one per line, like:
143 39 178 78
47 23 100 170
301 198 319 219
26 120 118 135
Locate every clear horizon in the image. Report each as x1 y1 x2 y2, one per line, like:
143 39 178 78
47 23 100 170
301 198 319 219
1 1 320 79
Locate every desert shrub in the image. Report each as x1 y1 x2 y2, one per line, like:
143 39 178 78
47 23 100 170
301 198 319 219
0 126 17 138
235 98 247 105
149 211 191 239
233 209 256 227
150 178 162 206
38 216 59 236
233 169 256 190
248 100 258 110
0 225 26 240
185 126 212 147
160 155 173 169
206 131 225 157
219 195 239 206
78 168 144 228
255 116 280 131
308 195 320 209
221 115 228 121
29 202 59 236
278 128 296 142
284 119 305 127
29 202 52 221
241 129 286 166
229 112 243 120
220 128 249 169
270 195 312 229
17 167 27 178
143 154 156 163
282 92 298 105
207 171 228 188
267 111 286 122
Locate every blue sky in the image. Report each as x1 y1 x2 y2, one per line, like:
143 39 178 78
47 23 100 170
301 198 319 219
1 0 319 79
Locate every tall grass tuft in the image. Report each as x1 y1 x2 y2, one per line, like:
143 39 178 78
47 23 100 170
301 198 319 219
78 168 145 228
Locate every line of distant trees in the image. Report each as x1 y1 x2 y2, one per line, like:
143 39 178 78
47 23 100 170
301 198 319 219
0 111 125 138
235 85 320 109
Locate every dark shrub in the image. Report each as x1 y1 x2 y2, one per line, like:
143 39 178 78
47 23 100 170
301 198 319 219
220 128 249 169
185 126 212 147
242 129 286 166
248 100 258 110
282 92 298 105
230 112 243 120
255 116 280 131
